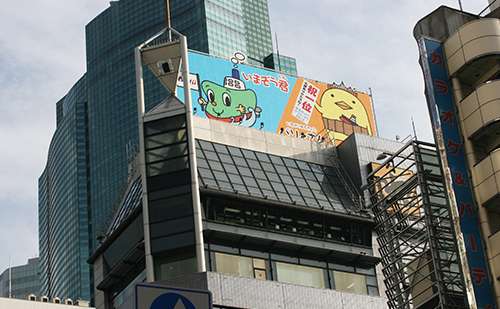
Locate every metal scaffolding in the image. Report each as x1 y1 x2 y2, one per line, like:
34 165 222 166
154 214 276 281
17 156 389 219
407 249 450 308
366 140 468 309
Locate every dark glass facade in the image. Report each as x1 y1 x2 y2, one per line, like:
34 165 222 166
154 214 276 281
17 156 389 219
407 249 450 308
169 0 293 70
264 53 298 75
85 0 168 249
242 0 273 65
39 75 91 300
143 114 198 280
0 258 40 299
39 0 168 302
204 195 370 246
196 140 358 212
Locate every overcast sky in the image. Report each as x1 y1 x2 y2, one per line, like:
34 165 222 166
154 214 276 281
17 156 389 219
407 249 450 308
0 0 489 275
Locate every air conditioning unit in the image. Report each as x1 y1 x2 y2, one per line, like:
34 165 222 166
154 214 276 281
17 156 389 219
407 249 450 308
39 295 49 302
63 298 73 305
75 299 90 307
27 294 36 301
51 297 61 304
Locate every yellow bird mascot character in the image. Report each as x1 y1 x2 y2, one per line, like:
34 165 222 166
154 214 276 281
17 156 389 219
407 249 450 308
315 88 372 144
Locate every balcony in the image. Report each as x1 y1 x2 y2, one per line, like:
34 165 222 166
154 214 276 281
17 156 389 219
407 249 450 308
488 230 500 280
459 79 500 146
472 148 500 211
443 18 500 87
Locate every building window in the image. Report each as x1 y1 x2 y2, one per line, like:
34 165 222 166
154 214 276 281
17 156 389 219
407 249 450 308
155 253 198 281
215 253 266 279
333 271 367 295
275 262 325 289
209 249 376 295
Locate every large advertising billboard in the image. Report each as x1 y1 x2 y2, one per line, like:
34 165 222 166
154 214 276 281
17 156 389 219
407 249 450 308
177 51 376 145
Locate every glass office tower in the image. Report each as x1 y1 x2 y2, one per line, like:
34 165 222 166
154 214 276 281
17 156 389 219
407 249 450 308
0 258 40 299
39 0 294 303
39 0 168 302
39 76 92 301
169 0 295 71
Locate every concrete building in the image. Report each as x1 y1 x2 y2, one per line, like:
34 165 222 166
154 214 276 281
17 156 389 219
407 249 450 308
88 98 395 309
414 4 500 308
39 0 295 303
84 29 403 308
89 115 396 309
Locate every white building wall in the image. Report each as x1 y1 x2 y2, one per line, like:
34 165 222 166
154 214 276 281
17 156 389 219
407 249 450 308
0 297 93 309
192 116 331 166
208 272 388 309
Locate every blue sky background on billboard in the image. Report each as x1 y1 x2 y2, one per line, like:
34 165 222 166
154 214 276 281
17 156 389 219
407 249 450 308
0 0 489 273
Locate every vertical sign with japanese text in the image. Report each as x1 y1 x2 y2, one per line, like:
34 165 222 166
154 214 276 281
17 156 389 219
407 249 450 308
419 36 496 309
292 80 319 125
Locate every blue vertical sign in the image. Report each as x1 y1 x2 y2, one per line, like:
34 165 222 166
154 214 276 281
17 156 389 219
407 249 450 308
419 36 496 309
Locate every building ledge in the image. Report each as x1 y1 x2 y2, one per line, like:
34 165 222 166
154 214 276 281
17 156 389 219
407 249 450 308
203 221 379 269
152 272 388 309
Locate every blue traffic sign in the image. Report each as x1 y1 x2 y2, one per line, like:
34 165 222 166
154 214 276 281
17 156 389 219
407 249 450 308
150 293 196 309
135 283 212 309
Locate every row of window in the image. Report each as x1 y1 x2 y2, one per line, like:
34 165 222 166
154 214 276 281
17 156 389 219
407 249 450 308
206 26 246 42
211 252 377 296
207 0 244 16
203 195 371 246
146 248 378 302
2 275 39 285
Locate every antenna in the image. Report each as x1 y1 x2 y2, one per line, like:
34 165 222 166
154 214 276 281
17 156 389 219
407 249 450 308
458 0 463 11
9 256 11 298
368 87 379 136
412 117 418 140
165 0 172 40
275 32 282 72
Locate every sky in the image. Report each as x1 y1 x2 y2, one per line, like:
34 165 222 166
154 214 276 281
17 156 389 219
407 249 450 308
0 0 490 275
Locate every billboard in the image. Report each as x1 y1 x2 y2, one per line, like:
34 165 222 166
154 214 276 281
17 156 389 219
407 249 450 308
177 51 376 145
